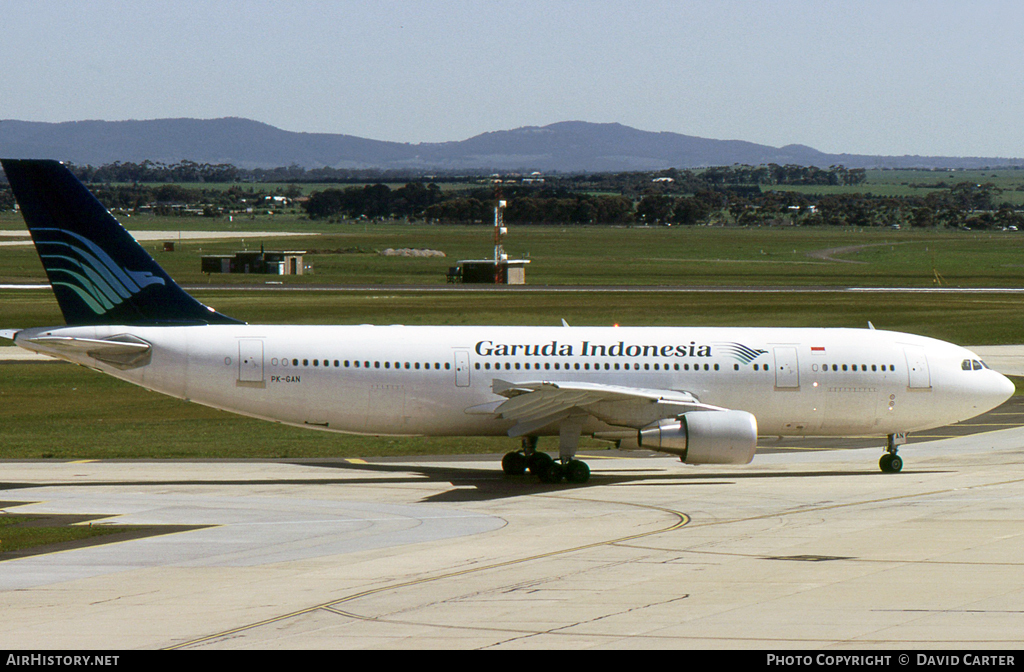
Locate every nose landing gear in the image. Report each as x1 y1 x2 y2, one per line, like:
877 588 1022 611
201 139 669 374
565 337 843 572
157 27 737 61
879 453 903 473
880 432 906 473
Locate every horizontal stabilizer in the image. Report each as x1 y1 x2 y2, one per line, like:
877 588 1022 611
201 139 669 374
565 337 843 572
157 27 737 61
24 334 153 369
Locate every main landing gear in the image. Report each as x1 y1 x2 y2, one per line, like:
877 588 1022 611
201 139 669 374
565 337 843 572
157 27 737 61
501 430 592 485
879 432 906 473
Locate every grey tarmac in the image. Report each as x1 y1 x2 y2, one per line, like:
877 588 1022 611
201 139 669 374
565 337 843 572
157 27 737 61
2 420 1024 649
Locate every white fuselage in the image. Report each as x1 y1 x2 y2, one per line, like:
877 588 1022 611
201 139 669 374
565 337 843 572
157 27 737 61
15 323 1015 443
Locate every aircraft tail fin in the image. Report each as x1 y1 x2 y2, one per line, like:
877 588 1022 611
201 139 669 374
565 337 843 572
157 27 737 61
1 159 241 326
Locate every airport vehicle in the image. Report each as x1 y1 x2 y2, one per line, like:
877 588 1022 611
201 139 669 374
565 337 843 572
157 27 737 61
1 159 1015 482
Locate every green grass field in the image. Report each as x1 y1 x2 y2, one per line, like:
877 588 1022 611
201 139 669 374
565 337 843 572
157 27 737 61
764 168 1024 205
5 212 1024 288
0 513 148 555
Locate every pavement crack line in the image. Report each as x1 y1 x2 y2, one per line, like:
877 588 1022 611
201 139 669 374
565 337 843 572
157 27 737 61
167 475 1024 649
165 494 689 650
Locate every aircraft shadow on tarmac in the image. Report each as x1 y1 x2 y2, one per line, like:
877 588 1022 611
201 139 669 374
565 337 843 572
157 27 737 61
0 459 946 506
282 459 934 504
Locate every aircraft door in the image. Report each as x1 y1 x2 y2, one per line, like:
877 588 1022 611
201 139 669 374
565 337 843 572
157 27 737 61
238 339 264 384
904 346 931 389
454 350 470 387
773 346 800 389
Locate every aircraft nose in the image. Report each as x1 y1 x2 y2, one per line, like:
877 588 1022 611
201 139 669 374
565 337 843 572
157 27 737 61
994 372 1017 405
980 371 1016 412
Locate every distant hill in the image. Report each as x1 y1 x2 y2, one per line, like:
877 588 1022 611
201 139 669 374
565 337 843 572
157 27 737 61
2 117 1022 172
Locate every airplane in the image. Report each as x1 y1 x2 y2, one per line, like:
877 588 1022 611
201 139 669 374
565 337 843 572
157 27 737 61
0 158 1015 483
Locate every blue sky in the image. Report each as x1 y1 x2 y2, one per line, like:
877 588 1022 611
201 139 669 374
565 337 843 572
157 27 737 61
3 0 1024 157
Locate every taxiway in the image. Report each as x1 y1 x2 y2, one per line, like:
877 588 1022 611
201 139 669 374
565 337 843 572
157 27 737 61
2 423 1024 649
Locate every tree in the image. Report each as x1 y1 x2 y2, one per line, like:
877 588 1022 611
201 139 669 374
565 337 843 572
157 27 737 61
671 196 710 225
304 189 346 219
635 193 674 224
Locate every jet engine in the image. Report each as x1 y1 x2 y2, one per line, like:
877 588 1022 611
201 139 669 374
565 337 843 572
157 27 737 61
638 410 758 465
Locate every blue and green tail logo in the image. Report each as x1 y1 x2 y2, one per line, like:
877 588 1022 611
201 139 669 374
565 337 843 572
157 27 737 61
35 227 166 316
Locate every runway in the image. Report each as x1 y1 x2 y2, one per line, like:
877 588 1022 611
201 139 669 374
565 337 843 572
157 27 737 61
0 230 307 247
2 425 1024 649
8 280 1024 294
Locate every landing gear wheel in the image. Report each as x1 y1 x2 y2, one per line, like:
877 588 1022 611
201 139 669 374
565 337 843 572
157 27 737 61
502 451 528 476
879 453 903 473
565 459 591 484
539 461 564 484
528 452 554 476
879 454 892 472
888 454 903 473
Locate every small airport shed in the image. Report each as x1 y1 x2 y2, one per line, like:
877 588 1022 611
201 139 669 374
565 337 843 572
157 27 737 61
201 250 306 275
452 259 530 284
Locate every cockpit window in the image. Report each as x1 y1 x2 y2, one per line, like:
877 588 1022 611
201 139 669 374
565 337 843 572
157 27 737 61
973 360 983 371
962 359 973 371
963 358 990 371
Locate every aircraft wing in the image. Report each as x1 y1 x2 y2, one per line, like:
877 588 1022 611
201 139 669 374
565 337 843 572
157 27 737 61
474 378 722 437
